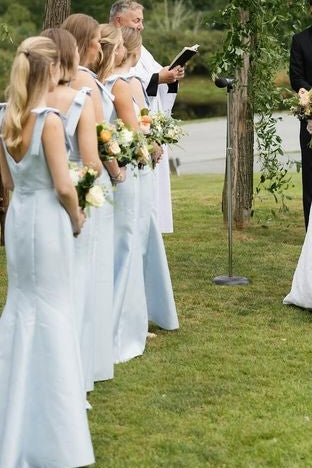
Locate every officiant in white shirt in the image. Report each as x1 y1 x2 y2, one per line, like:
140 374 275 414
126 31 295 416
109 0 185 233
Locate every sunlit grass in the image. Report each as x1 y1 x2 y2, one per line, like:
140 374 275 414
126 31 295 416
2 173 312 467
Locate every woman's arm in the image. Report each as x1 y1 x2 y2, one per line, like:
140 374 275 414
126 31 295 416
0 142 14 190
112 79 140 131
77 95 102 175
42 113 84 235
129 77 146 110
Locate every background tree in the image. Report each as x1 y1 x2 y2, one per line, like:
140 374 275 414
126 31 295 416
43 0 70 28
210 0 308 228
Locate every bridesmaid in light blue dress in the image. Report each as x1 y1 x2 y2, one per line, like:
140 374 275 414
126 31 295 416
122 27 179 332
61 14 127 383
42 27 105 395
96 24 148 363
0 36 93 468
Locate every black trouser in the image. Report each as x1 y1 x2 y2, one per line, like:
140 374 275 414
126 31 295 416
300 120 312 230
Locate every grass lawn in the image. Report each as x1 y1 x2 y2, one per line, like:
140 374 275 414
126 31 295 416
1 173 312 467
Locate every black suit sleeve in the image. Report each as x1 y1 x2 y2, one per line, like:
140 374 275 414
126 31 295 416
146 72 179 96
167 82 178 93
290 35 312 92
146 73 159 97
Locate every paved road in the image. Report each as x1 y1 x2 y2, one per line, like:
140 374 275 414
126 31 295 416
168 112 302 174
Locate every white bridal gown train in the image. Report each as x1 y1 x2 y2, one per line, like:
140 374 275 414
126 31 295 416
284 214 312 308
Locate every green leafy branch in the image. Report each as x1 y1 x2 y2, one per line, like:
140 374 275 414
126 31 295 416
209 0 307 210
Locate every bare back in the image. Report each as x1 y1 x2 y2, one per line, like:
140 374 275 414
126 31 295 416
47 86 77 116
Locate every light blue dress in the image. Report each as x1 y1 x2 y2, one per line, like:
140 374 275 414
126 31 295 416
105 75 148 363
0 108 94 468
129 75 179 331
78 66 115 382
65 87 98 392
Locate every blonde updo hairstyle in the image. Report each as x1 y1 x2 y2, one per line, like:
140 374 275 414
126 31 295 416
61 13 99 67
120 26 142 64
41 28 78 84
2 36 59 151
94 24 123 82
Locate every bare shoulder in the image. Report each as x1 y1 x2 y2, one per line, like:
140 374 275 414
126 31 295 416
80 94 94 116
129 77 142 91
43 112 63 133
55 86 77 99
73 70 97 90
113 78 130 95
47 86 77 112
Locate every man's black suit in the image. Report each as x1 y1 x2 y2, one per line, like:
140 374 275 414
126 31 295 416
290 26 312 229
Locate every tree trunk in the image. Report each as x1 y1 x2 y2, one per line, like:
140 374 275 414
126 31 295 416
43 0 71 29
222 8 254 229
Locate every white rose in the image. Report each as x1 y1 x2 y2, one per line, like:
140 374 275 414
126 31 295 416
119 128 133 146
86 185 105 208
69 168 80 186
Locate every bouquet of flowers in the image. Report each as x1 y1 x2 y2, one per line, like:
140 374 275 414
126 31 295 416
69 163 106 213
289 88 312 120
138 108 185 167
139 108 185 146
96 122 122 162
96 120 151 168
288 88 312 147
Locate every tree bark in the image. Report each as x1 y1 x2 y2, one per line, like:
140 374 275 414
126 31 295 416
222 8 254 229
43 0 71 29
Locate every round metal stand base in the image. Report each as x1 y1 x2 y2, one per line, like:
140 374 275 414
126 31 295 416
212 275 250 286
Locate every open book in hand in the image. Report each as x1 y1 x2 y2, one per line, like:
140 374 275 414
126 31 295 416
168 44 200 70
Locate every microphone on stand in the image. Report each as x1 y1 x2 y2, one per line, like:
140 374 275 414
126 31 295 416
212 75 249 286
215 77 235 89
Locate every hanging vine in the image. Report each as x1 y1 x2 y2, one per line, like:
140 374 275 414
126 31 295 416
209 0 307 210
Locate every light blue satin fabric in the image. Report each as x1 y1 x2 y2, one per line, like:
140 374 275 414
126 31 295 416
77 66 115 382
105 75 148 363
131 75 179 331
0 108 94 468
139 164 178 330
65 87 98 391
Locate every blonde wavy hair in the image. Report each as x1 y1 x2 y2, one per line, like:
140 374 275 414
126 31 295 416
61 14 99 66
2 36 59 150
120 26 141 64
94 24 123 82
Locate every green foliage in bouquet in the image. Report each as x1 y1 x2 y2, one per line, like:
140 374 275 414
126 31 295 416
96 122 119 162
76 171 97 210
69 164 102 211
97 120 151 168
139 108 185 146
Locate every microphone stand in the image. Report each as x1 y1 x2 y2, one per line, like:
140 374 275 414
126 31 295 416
213 81 249 286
